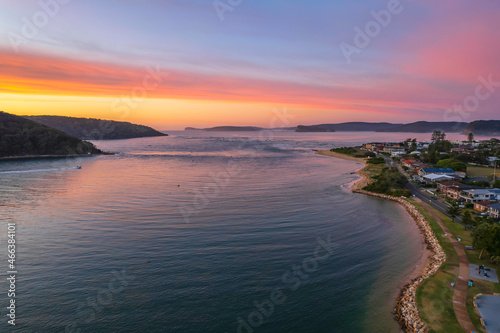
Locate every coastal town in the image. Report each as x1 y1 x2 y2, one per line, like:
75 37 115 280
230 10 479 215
327 131 500 333
360 133 500 221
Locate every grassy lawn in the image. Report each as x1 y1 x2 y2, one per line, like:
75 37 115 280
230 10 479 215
410 199 463 332
467 165 495 178
363 163 386 180
410 199 500 333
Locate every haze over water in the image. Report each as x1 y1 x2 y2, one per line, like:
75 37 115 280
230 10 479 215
0 131 478 333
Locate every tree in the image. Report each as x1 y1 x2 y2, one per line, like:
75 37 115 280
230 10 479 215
462 211 473 226
472 223 500 260
468 132 474 144
473 223 493 259
432 130 446 142
437 158 467 172
410 138 417 152
447 201 461 222
493 180 500 188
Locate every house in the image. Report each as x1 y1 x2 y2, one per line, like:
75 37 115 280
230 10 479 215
419 168 455 177
422 174 455 184
411 162 428 172
361 143 384 151
459 189 500 203
487 203 500 219
469 177 490 183
488 157 500 167
437 180 482 199
383 146 406 154
474 201 499 212
437 180 461 192
402 158 417 168
391 151 406 157
451 146 477 154
437 180 474 199
448 185 476 199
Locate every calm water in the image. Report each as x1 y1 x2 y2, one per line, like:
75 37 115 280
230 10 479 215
0 131 461 333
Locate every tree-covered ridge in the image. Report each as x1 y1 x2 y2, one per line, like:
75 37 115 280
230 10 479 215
466 120 500 135
25 115 168 140
0 111 101 158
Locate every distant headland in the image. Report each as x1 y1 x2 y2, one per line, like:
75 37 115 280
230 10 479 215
0 111 102 159
185 121 500 134
26 115 168 140
0 111 169 160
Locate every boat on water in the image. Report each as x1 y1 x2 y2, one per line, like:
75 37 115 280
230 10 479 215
76 166 82 169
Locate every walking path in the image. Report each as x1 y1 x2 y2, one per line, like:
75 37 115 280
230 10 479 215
417 199 477 333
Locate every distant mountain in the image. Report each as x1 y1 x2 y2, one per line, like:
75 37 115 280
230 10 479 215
295 122 401 132
296 125 334 132
0 111 101 158
466 120 500 135
376 121 468 133
26 116 167 140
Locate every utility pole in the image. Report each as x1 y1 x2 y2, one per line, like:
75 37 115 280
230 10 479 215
494 159 497 182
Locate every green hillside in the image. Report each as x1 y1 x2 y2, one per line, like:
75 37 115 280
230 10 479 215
0 111 101 158
26 115 168 140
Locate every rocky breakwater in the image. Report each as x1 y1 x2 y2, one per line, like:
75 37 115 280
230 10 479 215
353 190 446 333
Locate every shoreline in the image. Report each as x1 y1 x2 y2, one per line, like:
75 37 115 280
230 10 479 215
316 149 445 332
0 152 114 162
315 150 370 191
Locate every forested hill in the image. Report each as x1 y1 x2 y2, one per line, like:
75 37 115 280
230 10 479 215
375 121 468 133
26 115 168 140
0 111 101 158
466 120 500 135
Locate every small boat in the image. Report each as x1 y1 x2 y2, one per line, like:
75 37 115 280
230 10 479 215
76 166 82 169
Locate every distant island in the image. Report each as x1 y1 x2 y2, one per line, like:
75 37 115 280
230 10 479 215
0 111 102 159
26 115 168 140
296 125 334 132
186 126 265 131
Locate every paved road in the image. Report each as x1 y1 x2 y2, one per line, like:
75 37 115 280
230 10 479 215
417 199 477 333
381 155 464 224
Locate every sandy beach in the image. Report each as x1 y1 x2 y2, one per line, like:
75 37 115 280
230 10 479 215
315 150 370 191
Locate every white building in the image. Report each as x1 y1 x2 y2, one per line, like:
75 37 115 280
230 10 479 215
488 203 500 219
422 174 455 184
488 157 500 167
459 189 500 203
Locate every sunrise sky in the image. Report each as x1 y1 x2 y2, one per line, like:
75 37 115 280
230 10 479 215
1 0 499 130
